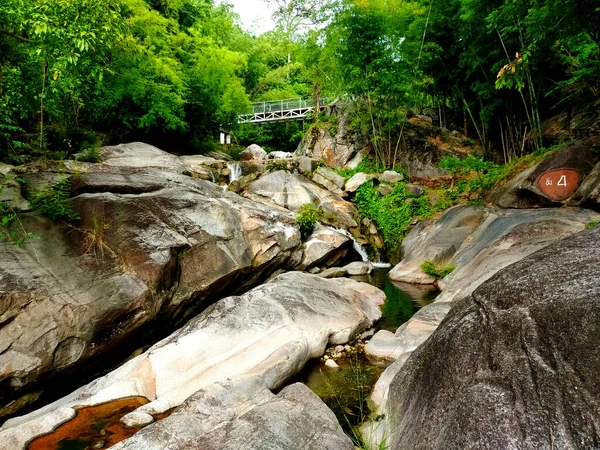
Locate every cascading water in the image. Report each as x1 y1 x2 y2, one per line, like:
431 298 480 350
329 227 391 268
227 161 243 183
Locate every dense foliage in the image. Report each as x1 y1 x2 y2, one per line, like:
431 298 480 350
0 0 598 163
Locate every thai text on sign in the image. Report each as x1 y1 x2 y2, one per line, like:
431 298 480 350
535 169 580 201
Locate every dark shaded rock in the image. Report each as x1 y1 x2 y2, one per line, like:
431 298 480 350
386 226 600 450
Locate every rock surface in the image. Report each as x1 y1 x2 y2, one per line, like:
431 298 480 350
385 226 600 449
297 101 368 170
239 144 268 161
0 143 305 416
111 382 353 450
364 207 600 448
344 261 373 276
389 205 599 290
299 224 351 270
490 140 600 209
345 173 375 193
379 170 404 184
245 170 359 229
0 272 385 449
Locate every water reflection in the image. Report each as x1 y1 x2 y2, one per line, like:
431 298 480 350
351 268 439 332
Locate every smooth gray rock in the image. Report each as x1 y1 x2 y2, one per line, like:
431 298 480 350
345 173 375 193
364 205 600 448
315 167 345 189
245 171 359 229
319 267 348 278
380 171 404 184
299 224 351 270
385 226 600 450
405 184 424 197
0 272 385 449
389 205 599 288
112 382 353 450
240 144 267 161
0 143 304 416
344 261 373 276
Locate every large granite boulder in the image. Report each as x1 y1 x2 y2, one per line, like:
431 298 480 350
299 224 352 270
111 382 354 450
384 226 600 449
245 170 359 229
389 205 599 290
363 205 600 446
0 272 385 449
0 143 305 417
490 140 600 209
240 144 268 161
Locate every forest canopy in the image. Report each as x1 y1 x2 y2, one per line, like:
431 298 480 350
0 0 598 163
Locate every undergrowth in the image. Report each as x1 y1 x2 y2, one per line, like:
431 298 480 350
296 203 323 239
355 183 432 251
351 144 564 255
421 260 456 279
31 178 80 222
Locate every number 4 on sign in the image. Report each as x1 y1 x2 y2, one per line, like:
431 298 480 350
558 175 567 187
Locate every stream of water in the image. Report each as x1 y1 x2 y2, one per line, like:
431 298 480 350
291 268 439 436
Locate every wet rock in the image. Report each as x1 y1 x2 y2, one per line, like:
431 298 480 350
0 272 384 449
120 411 154 428
325 359 340 369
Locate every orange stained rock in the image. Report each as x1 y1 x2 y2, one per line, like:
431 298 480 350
27 397 149 450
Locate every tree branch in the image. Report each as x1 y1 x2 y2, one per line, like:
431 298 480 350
0 30 36 43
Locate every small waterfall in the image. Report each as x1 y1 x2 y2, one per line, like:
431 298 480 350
329 226 392 268
329 227 370 262
227 161 242 183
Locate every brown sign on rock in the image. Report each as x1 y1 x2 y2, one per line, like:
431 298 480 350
535 168 580 201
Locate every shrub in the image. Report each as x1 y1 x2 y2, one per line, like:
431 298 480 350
266 160 289 172
31 179 80 222
420 260 456 279
355 182 432 251
586 220 599 229
76 147 101 163
296 203 323 239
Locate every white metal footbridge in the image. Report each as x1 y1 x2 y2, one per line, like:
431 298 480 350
237 98 328 124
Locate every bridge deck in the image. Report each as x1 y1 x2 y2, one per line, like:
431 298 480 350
238 98 325 124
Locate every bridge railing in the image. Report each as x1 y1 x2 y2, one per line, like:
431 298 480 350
249 98 328 114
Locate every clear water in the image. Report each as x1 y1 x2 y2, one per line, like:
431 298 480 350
294 268 439 437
